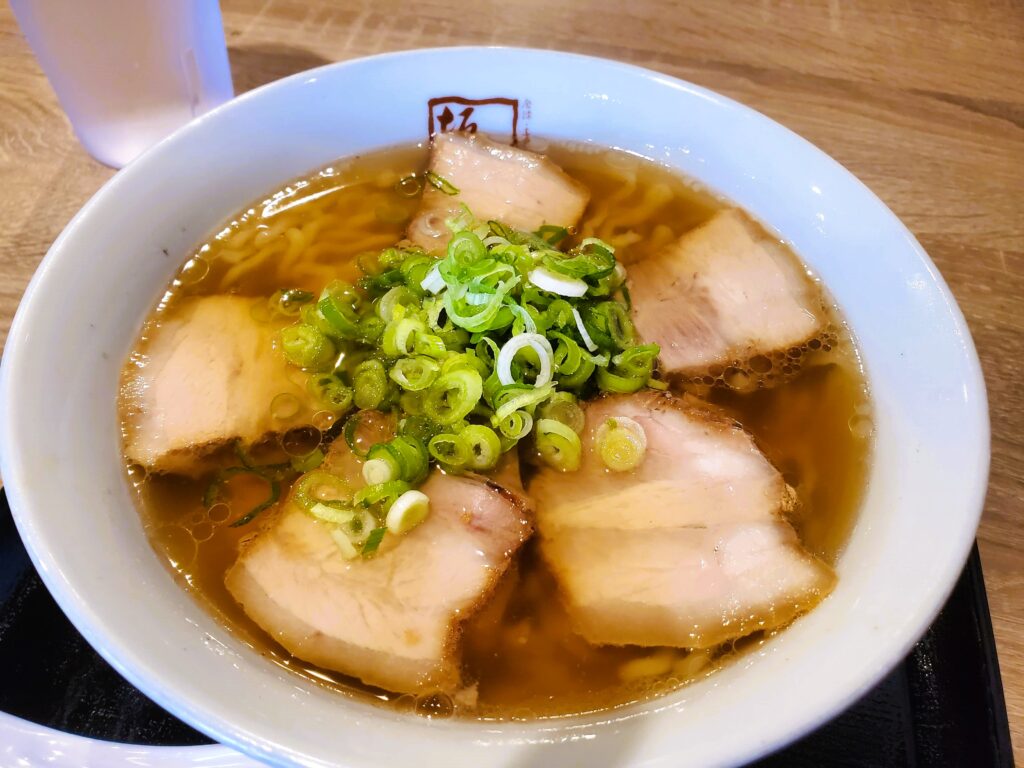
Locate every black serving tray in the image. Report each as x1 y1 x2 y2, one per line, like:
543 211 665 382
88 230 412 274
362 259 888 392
0 487 1013 765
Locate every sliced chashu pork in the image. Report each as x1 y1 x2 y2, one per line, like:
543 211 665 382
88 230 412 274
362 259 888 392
120 295 315 473
530 391 835 649
628 209 825 377
407 133 589 252
226 413 532 694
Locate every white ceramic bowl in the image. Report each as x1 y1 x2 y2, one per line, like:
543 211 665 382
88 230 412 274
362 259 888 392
0 48 988 768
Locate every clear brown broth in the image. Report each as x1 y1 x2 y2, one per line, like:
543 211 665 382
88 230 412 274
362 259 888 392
123 141 871 719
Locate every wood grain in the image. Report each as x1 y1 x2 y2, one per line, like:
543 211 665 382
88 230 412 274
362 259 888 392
0 0 1021 758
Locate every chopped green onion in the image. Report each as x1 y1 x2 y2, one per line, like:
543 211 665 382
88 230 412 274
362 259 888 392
317 281 363 339
317 296 358 338
425 171 459 195
280 324 335 371
420 263 446 294
357 316 385 345
334 507 378 545
379 247 410 269
582 301 635 350
377 286 417 322
414 332 447 358
399 390 424 416
382 315 427 357
444 202 474 232
538 391 585 434
329 528 359 560
342 412 369 458
554 330 609 371
423 368 483 425
399 414 442 443
361 526 387 556
307 373 354 413
275 289 314 315
613 343 661 378
235 443 260 470
557 358 595 390
491 242 533 276
309 501 356 525
392 435 430 483
293 470 352 510
475 336 501 368
386 490 431 534
620 282 632 310
509 303 539 335
362 457 396 485
447 230 486 267
397 260 431 297
536 225 569 247
528 266 588 297
459 424 502 471
495 333 554 387
596 366 647 394
441 350 488 377
543 239 616 280
443 282 516 333
204 467 282 527
231 479 280 527
588 261 628 298
495 409 533 440
358 251 384 275
428 432 471 467
358 268 406 297
492 383 555 422
521 284 553 309
551 332 584 375
596 416 647 471
353 359 389 409
535 418 583 472
354 480 410 509
487 220 517 241
366 436 429 484
571 307 598 352
543 299 574 330
390 356 440 391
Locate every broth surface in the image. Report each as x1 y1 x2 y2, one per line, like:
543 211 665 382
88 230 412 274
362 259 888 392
124 141 871 719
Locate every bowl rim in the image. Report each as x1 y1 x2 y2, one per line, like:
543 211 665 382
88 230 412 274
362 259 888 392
0 710 248 766
0 45 990 767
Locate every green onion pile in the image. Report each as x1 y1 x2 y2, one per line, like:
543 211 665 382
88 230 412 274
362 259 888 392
272 205 661 558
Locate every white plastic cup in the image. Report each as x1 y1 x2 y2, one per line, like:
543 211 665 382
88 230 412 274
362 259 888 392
10 0 234 168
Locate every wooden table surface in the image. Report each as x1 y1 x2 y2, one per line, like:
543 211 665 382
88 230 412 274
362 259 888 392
1 0 1021 758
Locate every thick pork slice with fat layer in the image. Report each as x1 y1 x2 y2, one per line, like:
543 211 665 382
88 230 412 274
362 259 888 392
407 133 589 252
530 391 835 649
120 296 314 473
628 210 825 376
226 414 532 694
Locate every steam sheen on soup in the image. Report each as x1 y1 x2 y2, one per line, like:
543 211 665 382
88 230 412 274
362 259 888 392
119 136 870 720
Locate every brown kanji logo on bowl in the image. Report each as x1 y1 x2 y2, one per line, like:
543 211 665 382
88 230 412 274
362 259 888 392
427 97 520 145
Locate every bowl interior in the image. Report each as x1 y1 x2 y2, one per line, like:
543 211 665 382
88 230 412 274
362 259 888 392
0 48 988 768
